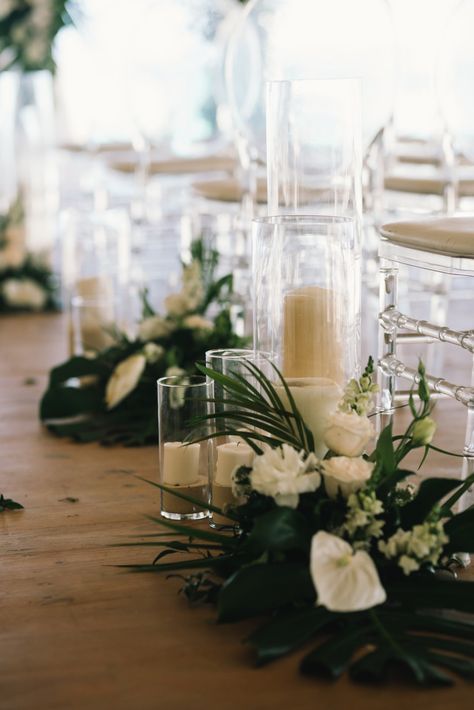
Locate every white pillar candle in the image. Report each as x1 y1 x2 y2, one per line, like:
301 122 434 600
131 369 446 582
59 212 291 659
162 441 201 486
215 442 255 486
275 378 342 458
282 285 344 383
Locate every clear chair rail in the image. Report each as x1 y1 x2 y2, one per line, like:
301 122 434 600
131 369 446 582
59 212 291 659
379 306 474 352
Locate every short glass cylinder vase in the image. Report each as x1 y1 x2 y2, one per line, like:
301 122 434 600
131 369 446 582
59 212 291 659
253 215 360 457
205 348 272 527
157 376 209 521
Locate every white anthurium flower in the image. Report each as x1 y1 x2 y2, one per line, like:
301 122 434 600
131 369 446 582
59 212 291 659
137 316 173 341
2 278 47 310
321 456 374 499
250 444 321 508
324 411 374 457
310 531 386 612
183 314 213 330
105 353 146 410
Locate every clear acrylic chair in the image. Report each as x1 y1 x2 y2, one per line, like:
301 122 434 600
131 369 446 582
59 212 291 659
377 217 474 528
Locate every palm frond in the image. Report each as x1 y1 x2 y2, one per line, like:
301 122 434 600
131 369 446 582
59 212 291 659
194 361 315 453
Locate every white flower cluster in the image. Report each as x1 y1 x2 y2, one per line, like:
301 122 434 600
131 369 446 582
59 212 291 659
1 277 47 309
378 519 448 575
340 489 385 550
164 261 204 317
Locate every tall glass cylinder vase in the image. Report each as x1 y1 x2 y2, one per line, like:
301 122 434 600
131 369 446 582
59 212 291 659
205 348 272 527
266 78 363 229
158 376 210 521
253 215 360 457
17 71 58 258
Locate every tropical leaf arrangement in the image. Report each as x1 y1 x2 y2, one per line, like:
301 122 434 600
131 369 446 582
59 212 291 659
40 240 248 446
0 196 57 313
124 359 474 687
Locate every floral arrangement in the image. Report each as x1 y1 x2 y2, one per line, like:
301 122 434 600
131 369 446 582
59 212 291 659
0 196 56 312
125 359 474 687
40 241 248 445
0 0 73 71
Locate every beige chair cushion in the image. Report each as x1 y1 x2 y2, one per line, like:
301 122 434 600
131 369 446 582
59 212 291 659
380 217 474 257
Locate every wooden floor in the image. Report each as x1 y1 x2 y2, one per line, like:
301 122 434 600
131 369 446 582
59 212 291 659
1 313 472 710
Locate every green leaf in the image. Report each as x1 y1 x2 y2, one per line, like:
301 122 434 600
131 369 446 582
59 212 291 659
218 563 315 622
247 607 334 666
387 577 474 612
48 356 108 385
376 469 413 500
375 422 396 475
399 477 463 528
40 385 104 419
445 506 474 552
145 515 238 548
301 623 372 680
0 494 23 511
242 507 310 556
440 473 474 515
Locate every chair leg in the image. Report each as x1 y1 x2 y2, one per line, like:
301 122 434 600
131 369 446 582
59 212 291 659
377 258 398 424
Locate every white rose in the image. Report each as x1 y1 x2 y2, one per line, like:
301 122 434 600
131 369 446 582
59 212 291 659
138 316 173 341
2 278 47 310
105 353 146 409
250 444 321 508
310 531 386 612
324 411 374 457
183 314 213 330
143 342 164 363
321 456 374 499
164 292 193 317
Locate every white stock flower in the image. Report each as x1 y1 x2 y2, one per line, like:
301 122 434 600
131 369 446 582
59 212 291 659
105 353 146 409
164 292 193 317
310 531 386 612
322 457 374 499
138 316 173 341
250 444 321 508
183 314 213 330
143 342 164 363
324 411 374 457
378 520 448 576
2 278 46 310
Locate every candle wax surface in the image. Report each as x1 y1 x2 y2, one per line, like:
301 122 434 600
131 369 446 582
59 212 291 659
275 378 342 458
214 442 255 486
162 441 201 486
282 285 345 383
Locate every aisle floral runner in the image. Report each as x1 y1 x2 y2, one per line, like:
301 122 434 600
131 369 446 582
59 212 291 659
0 197 56 312
0 1 73 72
40 241 248 445
124 360 474 687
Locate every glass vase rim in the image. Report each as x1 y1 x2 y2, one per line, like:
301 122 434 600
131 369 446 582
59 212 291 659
205 348 273 360
157 375 207 388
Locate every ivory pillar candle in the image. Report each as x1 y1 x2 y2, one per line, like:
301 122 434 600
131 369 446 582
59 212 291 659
282 285 344 383
275 378 342 458
162 441 201 486
214 442 255 486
